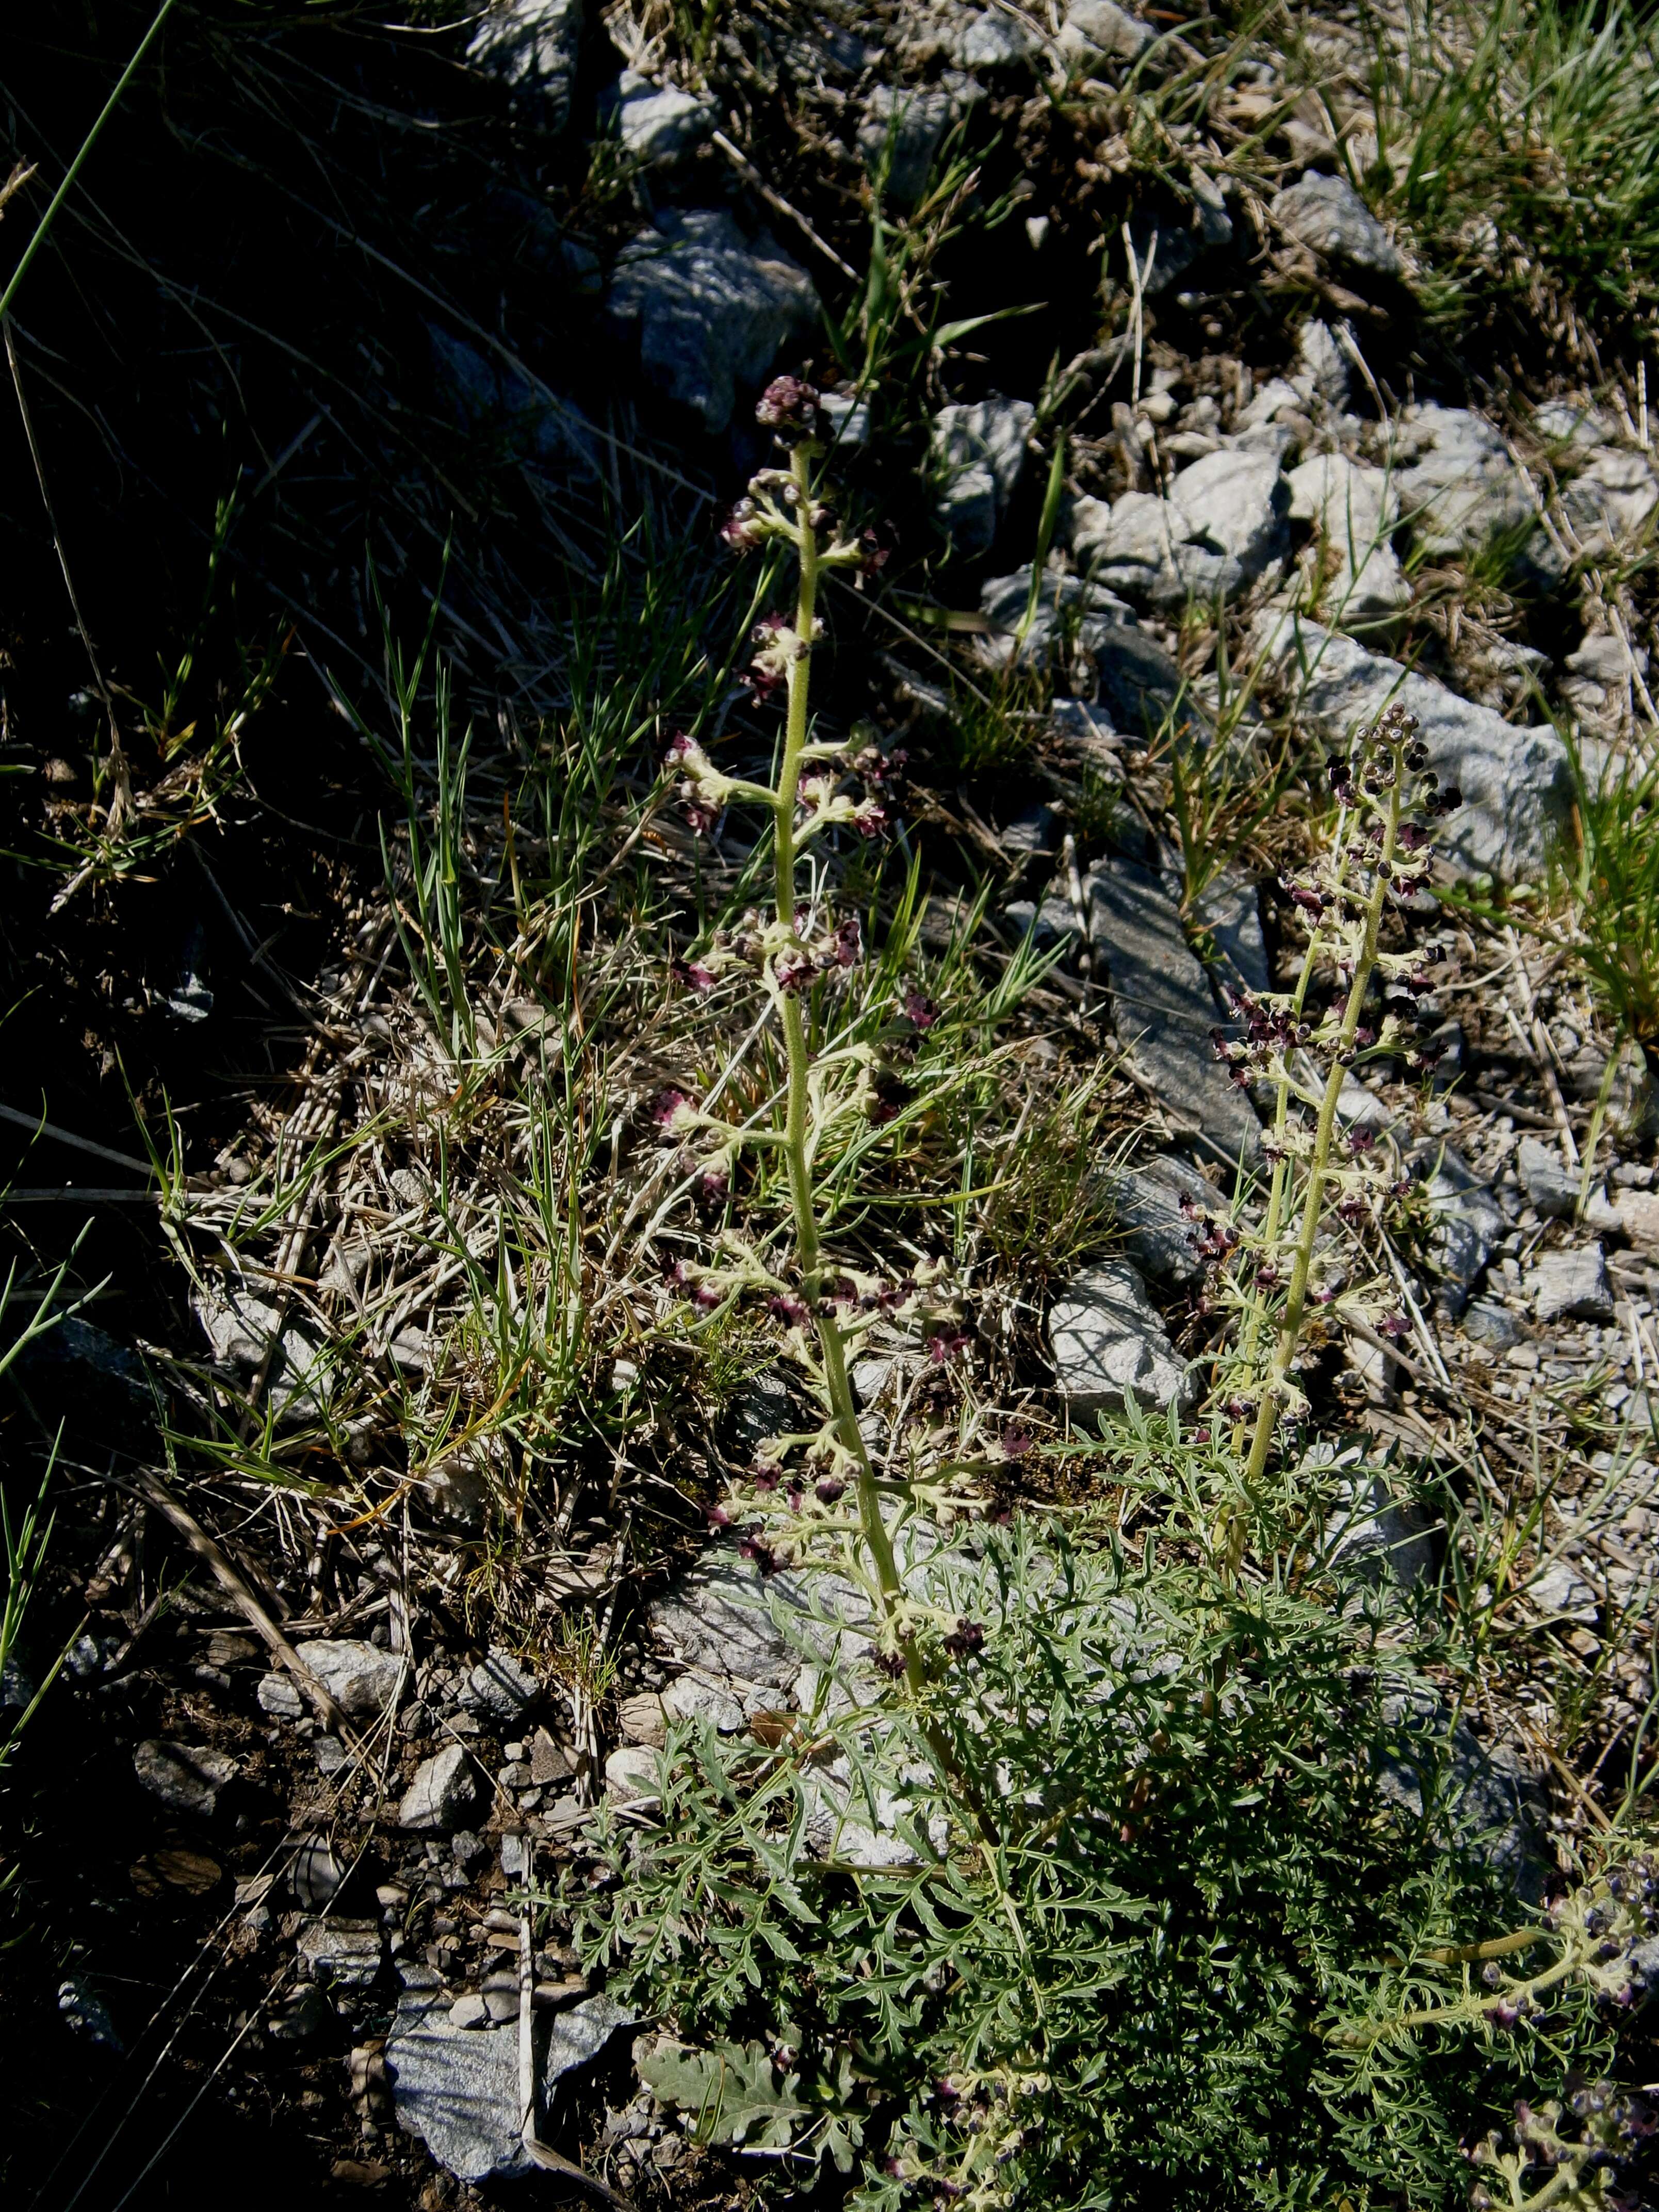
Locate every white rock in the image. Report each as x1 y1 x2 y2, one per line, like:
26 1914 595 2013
931 395 1034 557
467 0 583 129
398 1745 477 1831
294 1639 404 1718
1394 404 1533 557
448 1992 489 2030
257 1672 304 1720
461 1648 541 1723
192 1282 331 1417
1560 448 1659 558
1250 609 1570 880
617 1692 669 1748
954 9 1037 67
1530 1244 1615 1324
607 69 715 164
1072 449 1290 610
1535 396 1616 452
1048 1260 1195 1421
1272 173 1402 275
1288 451 1409 624
1526 1558 1599 1623
604 1744 661 1801
662 1671 746 1732
1059 0 1153 65
1297 317 1351 409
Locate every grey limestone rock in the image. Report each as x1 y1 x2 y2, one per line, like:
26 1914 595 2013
428 328 600 476
1530 1244 1616 1325
388 1984 632 2181
1517 1135 1579 1219
193 1282 332 1418
1059 0 1153 66
1086 855 1263 1165
297 1918 383 1989
1287 451 1409 624
1394 404 1533 557
1535 396 1617 453
1104 1153 1216 1288
1193 864 1270 997
467 0 583 128
1559 448 1659 561
857 77 981 204
978 567 1186 737
607 209 819 434
1326 1468 1436 1591
1296 316 1351 409
1272 172 1403 277
257 1672 303 1720
931 395 1034 557
1463 1297 1521 1348
1071 448 1290 610
294 1638 404 1719
461 1648 541 1724
1250 609 1571 881
1048 1259 1195 1420
398 1745 478 1832
1414 1145 1503 1315
1379 1688 1550 1900
605 68 715 164
132 1739 235 1817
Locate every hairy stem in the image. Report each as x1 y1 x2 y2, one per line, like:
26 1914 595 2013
1242 777 1402 1499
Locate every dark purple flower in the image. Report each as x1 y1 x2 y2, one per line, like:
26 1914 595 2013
652 1087 694 1133
706 1501 733 1529
869 1645 906 1680
755 376 824 442
852 795 889 836
815 1477 845 1504
905 989 939 1030
928 1329 971 1364
738 1530 780 1574
1000 1423 1034 1459
770 1292 810 1328
868 1071 913 1125
857 523 894 575
942 1619 985 1660
720 498 769 552
1377 1311 1411 1338
672 956 718 994
823 915 863 970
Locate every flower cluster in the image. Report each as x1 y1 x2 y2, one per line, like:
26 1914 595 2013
720 378 890 579
1469 2080 1655 2212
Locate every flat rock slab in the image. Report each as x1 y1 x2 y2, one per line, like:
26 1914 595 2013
1393 404 1533 557
388 1986 632 2181
607 209 818 433
1048 1259 1195 1421
979 568 1188 738
1251 609 1570 881
1085 856 1263 1165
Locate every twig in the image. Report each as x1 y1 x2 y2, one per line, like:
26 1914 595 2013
126 1468 350 1736
711 132 857 280
0 1102 153 1177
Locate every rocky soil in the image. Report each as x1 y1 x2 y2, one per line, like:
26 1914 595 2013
7 0 1659 2206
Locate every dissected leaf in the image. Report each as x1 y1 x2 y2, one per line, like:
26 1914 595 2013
640 2038 811 2150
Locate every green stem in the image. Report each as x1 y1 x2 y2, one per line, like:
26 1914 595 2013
0 0 178 323
1242 781 1401 1499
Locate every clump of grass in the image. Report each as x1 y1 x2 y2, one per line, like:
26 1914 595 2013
1368 0 1659 330
1548 733 1659 1049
